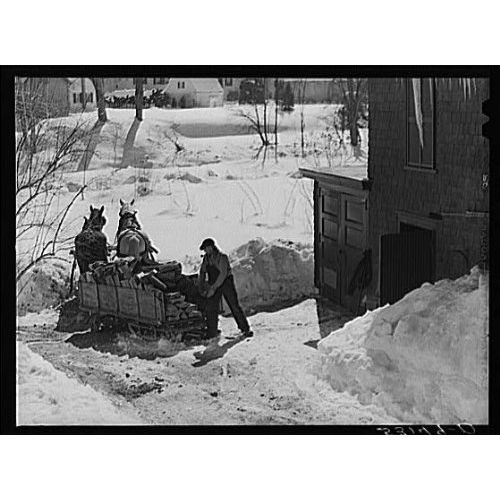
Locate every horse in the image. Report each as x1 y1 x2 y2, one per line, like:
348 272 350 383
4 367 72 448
74 205 108 274
116 198 158 264
115 198 141 243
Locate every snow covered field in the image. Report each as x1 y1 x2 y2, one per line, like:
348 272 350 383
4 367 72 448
17 104 368 314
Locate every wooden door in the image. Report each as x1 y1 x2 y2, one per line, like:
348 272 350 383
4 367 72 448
318 187 341 302
340 193 368 311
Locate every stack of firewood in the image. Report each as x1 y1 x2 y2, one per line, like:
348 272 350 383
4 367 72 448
164 292 203 321
153 261 183 290
83 259 182 289
84 257 138 284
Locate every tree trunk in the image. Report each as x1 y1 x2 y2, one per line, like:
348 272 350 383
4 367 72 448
253 103 266 146
81 78 87 111
299 80 307 156
92 78 107 123
263 101 268 144
274 78 279 145
135 78 144 121
349 114 359 146
301 113 305 156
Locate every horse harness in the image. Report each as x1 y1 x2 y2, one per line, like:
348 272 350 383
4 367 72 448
116 226 156 261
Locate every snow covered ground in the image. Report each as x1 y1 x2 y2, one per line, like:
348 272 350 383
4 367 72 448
17 341 143 425
18 299 397 425
317 267 489 424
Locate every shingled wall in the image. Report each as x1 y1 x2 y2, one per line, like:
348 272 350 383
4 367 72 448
367 78 489 303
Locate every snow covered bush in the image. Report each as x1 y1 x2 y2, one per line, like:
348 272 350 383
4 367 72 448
17 260 71 316
317 267 488 424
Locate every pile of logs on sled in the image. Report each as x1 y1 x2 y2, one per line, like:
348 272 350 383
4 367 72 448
83 258 182 289
164 291 203 321
80 258 203 320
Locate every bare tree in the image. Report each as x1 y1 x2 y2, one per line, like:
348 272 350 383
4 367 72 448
262 79 269 144
238 104 271 147
16 80 88 284
334 78 367 147
237 79 271 147
274 78 280 145
76 78 107 172
91 77 107 122
81 78 87 111
135 77 144 121
295 79 308 156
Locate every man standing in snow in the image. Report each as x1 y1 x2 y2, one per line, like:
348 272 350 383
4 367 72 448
198 238 252 339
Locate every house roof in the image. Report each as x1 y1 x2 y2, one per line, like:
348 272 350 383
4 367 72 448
187 78 223 93
105 88 155 99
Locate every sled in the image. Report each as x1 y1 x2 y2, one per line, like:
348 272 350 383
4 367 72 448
78 268 206 341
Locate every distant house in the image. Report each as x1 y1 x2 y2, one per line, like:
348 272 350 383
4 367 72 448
163 78 223 108
261 79 342 104
301 78 489 313
281 79 340 104
67 78 97 113
103 78 135 93
15 77 96 119
218 77 244 101
103 78 170 93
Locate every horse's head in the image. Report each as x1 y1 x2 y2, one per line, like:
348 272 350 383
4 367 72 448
121 213 141 231
86 205 106 230
119 198 137 218
118 198 141 231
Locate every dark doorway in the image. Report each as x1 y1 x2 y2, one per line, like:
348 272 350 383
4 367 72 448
380 223 435 305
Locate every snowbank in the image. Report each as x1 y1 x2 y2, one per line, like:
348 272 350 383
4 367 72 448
317 267 488 424
183 238 316 313
17 260 71 316
230 238 316 312
17 342 142 425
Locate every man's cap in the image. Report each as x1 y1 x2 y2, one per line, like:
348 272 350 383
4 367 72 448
199 238 216 250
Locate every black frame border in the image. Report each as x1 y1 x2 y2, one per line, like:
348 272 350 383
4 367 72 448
1 65 498 435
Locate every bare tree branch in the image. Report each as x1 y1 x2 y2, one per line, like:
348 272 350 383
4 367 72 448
15 80 90 283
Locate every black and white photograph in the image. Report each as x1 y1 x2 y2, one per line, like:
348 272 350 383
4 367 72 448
5 70 492 430
1 3 498 499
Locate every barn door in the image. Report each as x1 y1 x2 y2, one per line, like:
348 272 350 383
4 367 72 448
319 187 341 302
380 231 434 305
340 193 368 311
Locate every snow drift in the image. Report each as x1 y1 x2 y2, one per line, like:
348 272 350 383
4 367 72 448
16 341 142 425
317 267 488 424
17 260 71 316
183 238 316 314
229 238 316 313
